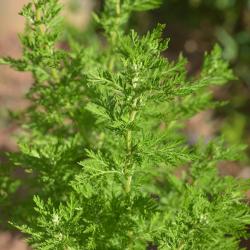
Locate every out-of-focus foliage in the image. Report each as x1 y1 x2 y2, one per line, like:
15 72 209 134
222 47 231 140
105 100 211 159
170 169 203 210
160 0 250 83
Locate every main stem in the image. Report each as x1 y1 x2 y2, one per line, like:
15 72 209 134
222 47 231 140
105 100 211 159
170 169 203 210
116 0 121 16
108 0 121 71
124 99 138 193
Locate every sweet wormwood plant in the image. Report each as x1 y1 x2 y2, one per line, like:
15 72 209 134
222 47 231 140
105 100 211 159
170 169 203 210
1 0 250 249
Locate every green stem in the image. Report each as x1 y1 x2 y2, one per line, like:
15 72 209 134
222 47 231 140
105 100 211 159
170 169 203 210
51 68 60 82
124 98 138 193
126 112 136 152
108 56 115 72
108 0 121 71
116 0 121 16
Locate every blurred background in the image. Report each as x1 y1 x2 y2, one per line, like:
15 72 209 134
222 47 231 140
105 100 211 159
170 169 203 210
0 0 250 249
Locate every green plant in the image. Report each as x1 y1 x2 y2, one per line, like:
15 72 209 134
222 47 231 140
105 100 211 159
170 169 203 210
138 0 250 154
1 0 250 249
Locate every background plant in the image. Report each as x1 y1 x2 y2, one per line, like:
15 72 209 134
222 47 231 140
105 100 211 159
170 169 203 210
0 0 250 249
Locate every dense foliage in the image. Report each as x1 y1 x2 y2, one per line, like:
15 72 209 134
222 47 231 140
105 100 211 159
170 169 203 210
1 0 250 249
139 0 250 149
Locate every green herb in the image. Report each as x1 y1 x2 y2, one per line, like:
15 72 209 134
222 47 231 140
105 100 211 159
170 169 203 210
1 0 250 249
